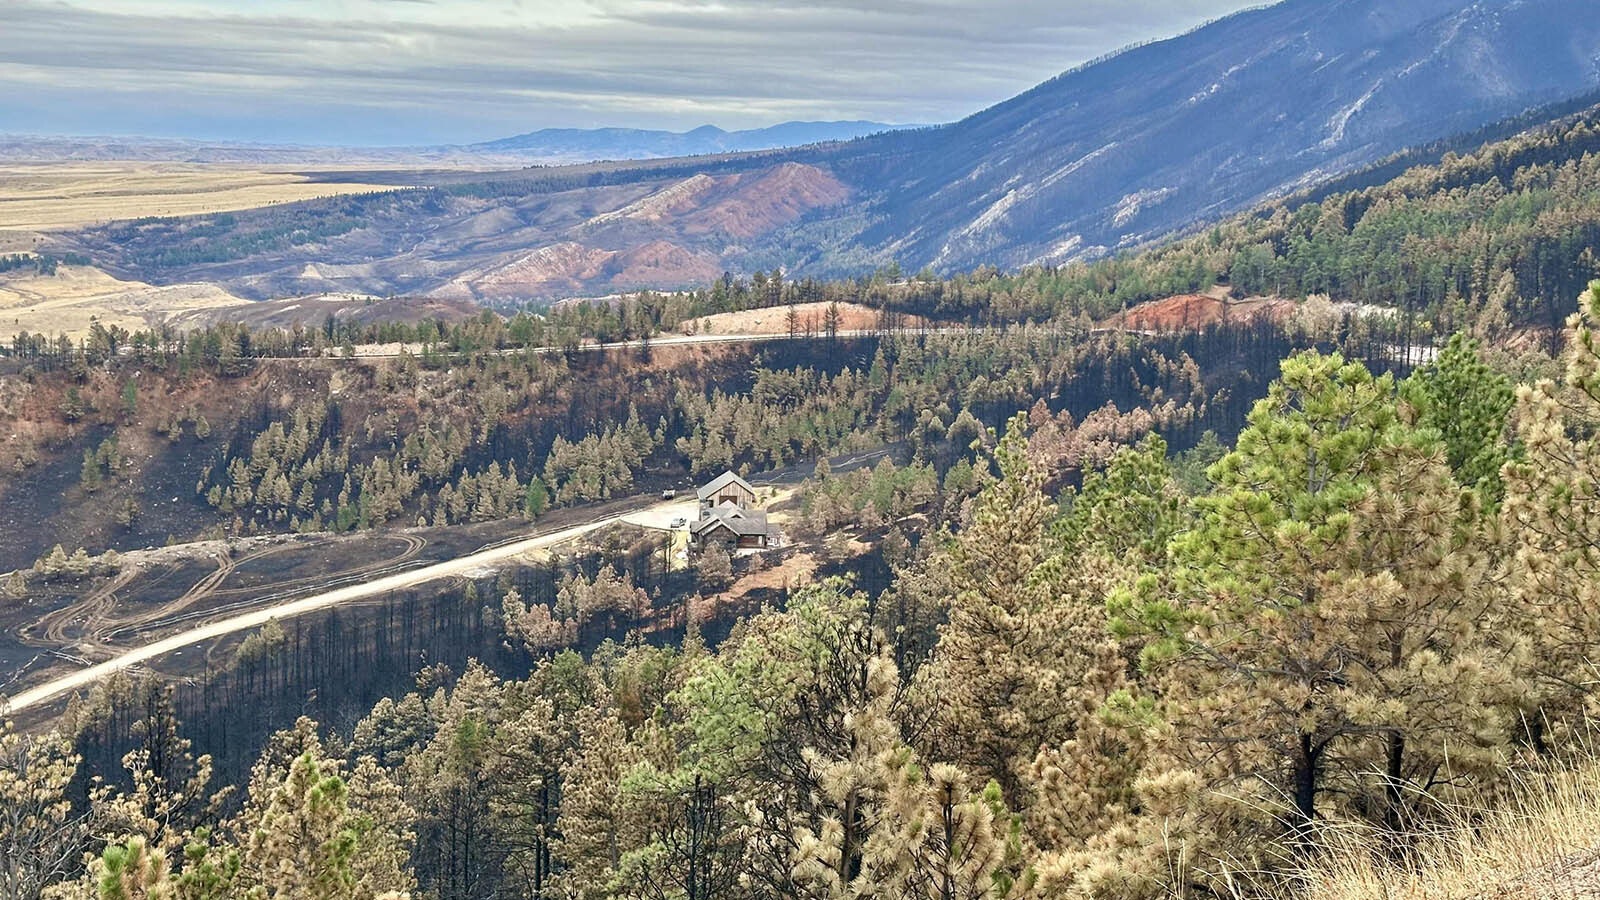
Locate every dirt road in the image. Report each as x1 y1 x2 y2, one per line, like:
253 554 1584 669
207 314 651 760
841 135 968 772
0 443 897 716
1 512 626 715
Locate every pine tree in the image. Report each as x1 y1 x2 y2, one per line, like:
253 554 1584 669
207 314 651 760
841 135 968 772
92 837 173 900
398 664 500 900
95 683 221 855
1502 283 1600 742
344 758 416 899
696 544 734 594
1125 351 1515 843
552 702 643 900
239 752 362 900
792 654 1031 900
921 413 1133 814
1402 332 1514 500
0 721 86 900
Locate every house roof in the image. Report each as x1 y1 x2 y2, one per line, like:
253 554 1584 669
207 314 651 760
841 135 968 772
696 470 755 501
691 505 769 538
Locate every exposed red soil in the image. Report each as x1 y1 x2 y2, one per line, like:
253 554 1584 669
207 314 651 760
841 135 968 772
682 162 852 240
1102 293 1295 332
610 240 723 290
451 162 851 302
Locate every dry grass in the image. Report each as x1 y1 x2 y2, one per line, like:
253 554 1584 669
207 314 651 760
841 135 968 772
0 264 249 340
681 301 921 336
1302 760 1600 900
0 162 402 231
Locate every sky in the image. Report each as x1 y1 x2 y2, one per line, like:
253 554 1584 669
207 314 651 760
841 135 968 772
3 0 1264 146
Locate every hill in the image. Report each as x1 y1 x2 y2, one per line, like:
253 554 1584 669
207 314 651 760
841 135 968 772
843 0 1600 270
47 0 1600 304
56 160 855 302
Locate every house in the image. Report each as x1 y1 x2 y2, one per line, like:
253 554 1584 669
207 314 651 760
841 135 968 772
690 505 770 550
690 470 771 550
696 471 757 512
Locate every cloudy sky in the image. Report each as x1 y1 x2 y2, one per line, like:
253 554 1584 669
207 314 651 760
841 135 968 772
4 0 1262 146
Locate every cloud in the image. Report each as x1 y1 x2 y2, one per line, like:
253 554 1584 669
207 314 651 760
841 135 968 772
0 0 1261 144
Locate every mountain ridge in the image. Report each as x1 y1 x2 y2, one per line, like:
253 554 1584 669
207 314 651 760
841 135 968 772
48 0 1600 302
470 120 916 162
0 120 914 167
831 0 1600 271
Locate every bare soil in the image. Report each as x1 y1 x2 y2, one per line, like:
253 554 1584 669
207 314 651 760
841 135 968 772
1102 293 1295 332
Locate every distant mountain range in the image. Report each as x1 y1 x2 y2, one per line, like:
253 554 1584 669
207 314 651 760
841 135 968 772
52 0 1600 302
470 121 916 163
0 121 913 166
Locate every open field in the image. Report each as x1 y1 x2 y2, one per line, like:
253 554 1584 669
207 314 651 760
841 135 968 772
0 162 408 232
0 264 249 340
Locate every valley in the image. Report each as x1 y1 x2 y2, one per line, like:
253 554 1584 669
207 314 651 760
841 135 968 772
18 0 1600 310
11 2 1600 899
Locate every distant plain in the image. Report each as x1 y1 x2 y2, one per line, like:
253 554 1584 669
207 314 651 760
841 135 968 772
0 162 407 231
0 162 436 339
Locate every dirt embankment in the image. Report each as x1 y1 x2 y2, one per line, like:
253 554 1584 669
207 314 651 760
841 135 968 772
1102 293 1296 332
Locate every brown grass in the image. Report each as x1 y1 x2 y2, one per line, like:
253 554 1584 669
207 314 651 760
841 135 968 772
0 265 249 341
0 162 402 231
1301 759 1600 900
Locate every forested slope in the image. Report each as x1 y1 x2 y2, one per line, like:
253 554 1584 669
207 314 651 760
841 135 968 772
7 288 1600 899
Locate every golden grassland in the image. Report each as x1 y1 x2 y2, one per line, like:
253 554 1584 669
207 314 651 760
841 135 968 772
1299 758 1600 900
0 265 250 341
0 161 405 231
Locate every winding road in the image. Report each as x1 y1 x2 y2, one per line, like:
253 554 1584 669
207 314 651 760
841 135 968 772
1 510 637 715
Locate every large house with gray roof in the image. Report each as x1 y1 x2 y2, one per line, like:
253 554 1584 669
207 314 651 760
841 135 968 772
690 471 770 550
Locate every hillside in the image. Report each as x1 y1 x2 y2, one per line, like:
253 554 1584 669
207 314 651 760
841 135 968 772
16 88 1600 900
41 0 1600 304
32 78 1600 342
55 160 852 302
844 0 1600 270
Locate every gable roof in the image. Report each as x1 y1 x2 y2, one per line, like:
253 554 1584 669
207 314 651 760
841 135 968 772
691 505 769 538
696 470 755 501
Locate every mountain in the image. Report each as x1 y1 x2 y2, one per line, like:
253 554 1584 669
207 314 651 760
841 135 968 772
835 0 1600 270
53 0 1600 302
0 121 911 166
469 120 913 162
